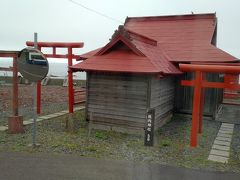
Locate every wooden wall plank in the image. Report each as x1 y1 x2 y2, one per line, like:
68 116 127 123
87 73 148 130
174 72 223 119
150 76 175 129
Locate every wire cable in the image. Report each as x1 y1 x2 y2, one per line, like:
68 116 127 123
67 0 123 24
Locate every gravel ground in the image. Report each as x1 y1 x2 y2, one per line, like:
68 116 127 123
0 84 84 125
0 111 239 173
230 124 240 170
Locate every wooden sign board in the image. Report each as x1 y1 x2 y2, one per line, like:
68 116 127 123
144 109 155 146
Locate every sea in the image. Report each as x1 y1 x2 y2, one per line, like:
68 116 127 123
0 59 86 80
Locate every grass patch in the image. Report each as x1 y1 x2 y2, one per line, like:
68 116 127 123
0 111 239 173
95 131 109 140
86 146 97 152
159 139 171 147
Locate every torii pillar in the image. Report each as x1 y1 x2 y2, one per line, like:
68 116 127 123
0 51 24 133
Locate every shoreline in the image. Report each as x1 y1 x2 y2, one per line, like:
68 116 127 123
0 76 86 87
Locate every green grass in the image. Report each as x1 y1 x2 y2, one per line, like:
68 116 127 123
0 111 239 173
95 131 109 140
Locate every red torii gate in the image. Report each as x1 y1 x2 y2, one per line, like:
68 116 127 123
0 42 83 133
0 50 24 133
26 41 84 114
179 63 240 147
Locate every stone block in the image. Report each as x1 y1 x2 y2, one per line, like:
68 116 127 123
212 144 230 151
220 127 234 131
218 130 233 135
74 106 85 111
216 136 232 142
38 116 49 120
208 154 228 163
8 116 24 134
45 114 58 118
222 123 234 127
53 112 65 116
23 121 32 125
36 118 44 122
214 140 231 146
210 149 229 157
0 126 8 131
217 133 232 138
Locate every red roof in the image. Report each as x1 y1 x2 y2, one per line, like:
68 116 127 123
72 49 159 74
125 13 237 62
72 13 238 74
79 48 102 60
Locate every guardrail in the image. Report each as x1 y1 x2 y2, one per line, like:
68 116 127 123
74 88 86 105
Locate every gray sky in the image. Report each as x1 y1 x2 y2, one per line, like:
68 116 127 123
1 0 240 61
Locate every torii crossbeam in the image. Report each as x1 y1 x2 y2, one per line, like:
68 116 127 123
26 41 84 114
179 63 240 147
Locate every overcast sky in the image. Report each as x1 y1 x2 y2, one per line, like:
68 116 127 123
1 0 240 62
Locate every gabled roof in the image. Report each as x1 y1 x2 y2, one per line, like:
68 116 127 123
125 13 217 44
96 30 145 57
72 25 182 74
79 48 102 60
72 48 159 74
72 13 238 75
124 13 237 62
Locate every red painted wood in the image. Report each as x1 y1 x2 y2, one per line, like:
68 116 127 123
202 81 240 90
26 41 83 48
224 74 239 99
179 64 240 74
73 14 237 76
181 79 240 90
0 67 12 71
0 51 24 133
124 13 237 63
199 75 206 134
190 71 202 147
0 51 18 58
71 47 181 74
96 36 145 56
53 47 56 55
26 41 84 114
180 63 240 148
44 54 81 59
8 116 24 134
12 57 18 116
181 80 195 86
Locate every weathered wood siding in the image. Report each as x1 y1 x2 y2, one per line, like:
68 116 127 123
149 76 175 129
174 72 223 119
86 72 148 130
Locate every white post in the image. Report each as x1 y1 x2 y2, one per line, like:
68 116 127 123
32 32 38 147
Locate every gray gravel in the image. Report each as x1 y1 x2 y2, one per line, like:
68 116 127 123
0 111 239 173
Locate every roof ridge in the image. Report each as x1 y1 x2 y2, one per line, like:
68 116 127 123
96 33 145 57
125 13 216 24
132 40 181 74
209 44 239 61
125 28 158 46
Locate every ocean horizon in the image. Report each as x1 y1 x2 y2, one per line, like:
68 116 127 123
0 59 86 80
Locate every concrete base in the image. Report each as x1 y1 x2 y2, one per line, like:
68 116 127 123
8 116 24 134
65 113 77 132
28 143 41 148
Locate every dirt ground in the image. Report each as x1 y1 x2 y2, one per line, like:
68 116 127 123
0 84 68 110
0 84 85 124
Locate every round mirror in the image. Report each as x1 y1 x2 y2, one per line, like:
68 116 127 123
18 47 49 82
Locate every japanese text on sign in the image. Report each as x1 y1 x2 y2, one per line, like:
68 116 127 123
144 109 155 146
